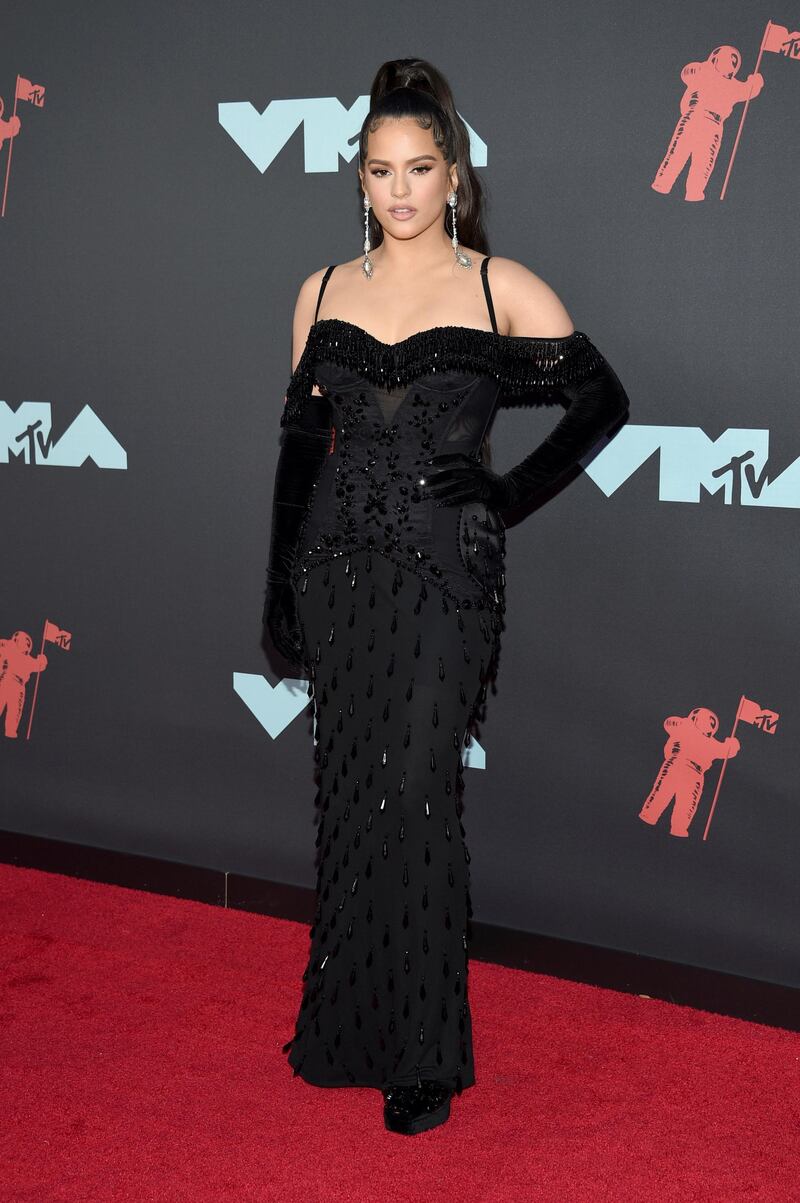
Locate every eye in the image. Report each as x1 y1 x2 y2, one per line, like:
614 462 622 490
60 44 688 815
369 166 433 177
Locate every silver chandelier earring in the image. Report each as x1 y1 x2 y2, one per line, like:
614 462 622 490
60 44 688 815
448 190 472 269
362 194 374 279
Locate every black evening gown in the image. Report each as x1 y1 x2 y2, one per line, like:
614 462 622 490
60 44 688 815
279 256 608 1095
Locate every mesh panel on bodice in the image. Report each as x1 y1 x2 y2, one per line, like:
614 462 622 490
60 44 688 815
370 384 407 426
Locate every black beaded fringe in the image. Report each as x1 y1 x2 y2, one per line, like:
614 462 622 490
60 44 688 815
281 320 607 428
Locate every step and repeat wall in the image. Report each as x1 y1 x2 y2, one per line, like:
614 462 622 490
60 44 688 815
2 2 798 988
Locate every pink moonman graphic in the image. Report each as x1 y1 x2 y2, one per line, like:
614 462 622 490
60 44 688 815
0 619 72 738
651 45 764 201
638 708 739 837
0 631 47 738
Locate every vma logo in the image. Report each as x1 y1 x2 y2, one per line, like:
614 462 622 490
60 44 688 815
1 402 127 469
218 95 487 173
586 426 800 508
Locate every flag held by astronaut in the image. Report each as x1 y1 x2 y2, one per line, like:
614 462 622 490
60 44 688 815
44 620 72 650
15 77 46 106
739 696 779 733
762 23 800 56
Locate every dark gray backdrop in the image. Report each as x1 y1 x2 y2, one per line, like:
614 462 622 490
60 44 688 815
2 1 798 988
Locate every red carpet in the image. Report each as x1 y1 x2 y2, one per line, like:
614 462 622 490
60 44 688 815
1 862 798 1202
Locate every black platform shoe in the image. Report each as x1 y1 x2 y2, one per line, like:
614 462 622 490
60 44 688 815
382 1074 454 1135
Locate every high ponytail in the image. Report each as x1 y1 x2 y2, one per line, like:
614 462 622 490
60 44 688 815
357 58 490 258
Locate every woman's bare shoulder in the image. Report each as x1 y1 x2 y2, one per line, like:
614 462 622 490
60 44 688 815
485 254 575 338
294 264 333 316
293 257 361 318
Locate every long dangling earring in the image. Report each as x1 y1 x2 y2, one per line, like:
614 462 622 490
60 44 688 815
362 194 374 280
448 189 472 269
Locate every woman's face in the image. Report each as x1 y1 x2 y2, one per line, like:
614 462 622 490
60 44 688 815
359 117 457 242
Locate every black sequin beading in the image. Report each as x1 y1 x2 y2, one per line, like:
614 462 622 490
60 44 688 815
280 320 607 639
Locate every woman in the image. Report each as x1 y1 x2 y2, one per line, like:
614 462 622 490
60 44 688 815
264 58 630 1135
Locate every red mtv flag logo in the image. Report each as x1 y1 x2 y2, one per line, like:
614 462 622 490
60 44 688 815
761 23 800 56
44 620 72 650
15 77 46 106
738 696 779 733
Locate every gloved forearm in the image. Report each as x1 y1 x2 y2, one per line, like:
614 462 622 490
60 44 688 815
263 392 331 661
265 418 331 590
421 342 630 511
499 355 630 510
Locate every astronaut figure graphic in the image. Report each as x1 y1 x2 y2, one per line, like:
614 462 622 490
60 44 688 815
651 45 764 201
639 708 740 837
0 631 47 738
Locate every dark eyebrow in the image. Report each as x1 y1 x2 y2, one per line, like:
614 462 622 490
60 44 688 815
366 154 438 166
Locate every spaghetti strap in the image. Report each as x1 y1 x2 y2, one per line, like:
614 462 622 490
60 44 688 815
480 255 498 335
314 264 338 323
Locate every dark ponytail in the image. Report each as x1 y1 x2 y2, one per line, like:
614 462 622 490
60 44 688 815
357 58 490 258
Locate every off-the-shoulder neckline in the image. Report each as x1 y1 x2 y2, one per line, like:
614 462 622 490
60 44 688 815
310 316 581 352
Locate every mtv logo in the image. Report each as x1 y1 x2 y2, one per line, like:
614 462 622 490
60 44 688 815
584 425 800 509
1 402 127 469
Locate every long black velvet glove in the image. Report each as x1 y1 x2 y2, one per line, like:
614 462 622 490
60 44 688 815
263 393 332 666
421 352 630 511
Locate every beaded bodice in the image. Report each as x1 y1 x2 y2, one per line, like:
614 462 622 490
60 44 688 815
281 318 607 624
281 318 606 424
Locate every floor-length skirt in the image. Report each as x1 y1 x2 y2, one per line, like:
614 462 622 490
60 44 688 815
281 543 491 1093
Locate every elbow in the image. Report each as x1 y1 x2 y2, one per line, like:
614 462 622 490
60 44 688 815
584 365 632 436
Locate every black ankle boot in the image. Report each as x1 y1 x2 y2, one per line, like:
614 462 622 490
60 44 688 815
382 1074 453 1135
